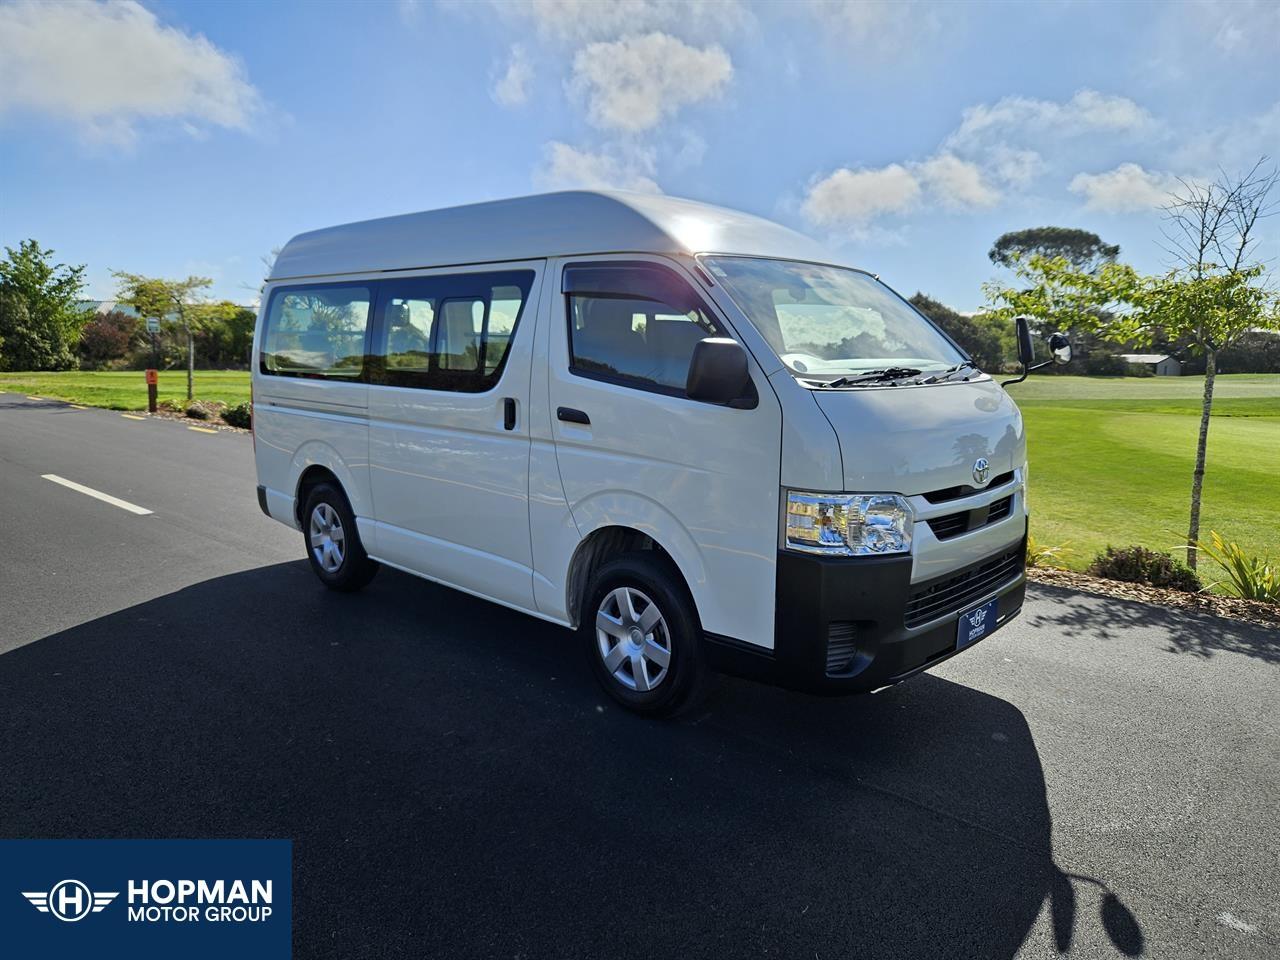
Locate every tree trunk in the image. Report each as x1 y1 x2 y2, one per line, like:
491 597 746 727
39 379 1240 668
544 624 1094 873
1186 349 1216 570
186 326 194 402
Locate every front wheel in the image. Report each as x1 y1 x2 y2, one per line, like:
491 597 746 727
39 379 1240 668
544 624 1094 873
302 482 379 592
582 552 708 718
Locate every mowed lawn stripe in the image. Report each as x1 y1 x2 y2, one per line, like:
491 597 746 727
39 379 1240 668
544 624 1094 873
0 371 250 411
1020 378 1279 575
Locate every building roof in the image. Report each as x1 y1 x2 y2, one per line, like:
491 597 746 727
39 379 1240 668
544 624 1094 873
269 190 839 281
1118 354 1177 364
78 300 140 317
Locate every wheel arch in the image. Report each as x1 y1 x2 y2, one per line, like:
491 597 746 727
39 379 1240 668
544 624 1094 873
565 522 703 631
288 440 368 526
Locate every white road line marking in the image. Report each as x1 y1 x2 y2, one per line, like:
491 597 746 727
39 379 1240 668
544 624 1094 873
120 413 146 420
41 474 153 515
1216 912 1258 935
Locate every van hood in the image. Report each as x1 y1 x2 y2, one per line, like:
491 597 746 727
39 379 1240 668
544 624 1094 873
810 379 1024 497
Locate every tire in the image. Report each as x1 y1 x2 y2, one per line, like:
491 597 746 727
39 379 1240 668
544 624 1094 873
302 482 379 592
582 551 709 718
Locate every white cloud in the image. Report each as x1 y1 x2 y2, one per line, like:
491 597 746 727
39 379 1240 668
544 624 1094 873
570 32 731 133
989 147 1044 188
801 0 945 55
536 141 661 194
946 89 1152 154
802 164 921 226
0 0 260 144
492 0 747 44
1068 163 1184 212
917 154 999 210
802 153 999 227
491 45 532 107
1172 100 1280 171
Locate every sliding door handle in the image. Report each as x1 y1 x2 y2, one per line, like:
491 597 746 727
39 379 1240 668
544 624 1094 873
503 397 516 431
556 406 590 425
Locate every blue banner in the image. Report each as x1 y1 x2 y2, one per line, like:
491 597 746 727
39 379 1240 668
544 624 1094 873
0 839 291 959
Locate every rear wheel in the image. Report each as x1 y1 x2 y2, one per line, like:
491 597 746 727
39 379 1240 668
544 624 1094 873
302 482 379 592
582 552 708 717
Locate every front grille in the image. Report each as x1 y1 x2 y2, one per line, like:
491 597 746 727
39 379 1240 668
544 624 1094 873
904 545 1024 629
986 496 1013 524
825 621 858 676
926 512 970 540
926 495 1015 541
923 471 1015 504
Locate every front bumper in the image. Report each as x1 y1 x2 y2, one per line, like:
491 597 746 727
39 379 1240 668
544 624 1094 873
705 535 1027 695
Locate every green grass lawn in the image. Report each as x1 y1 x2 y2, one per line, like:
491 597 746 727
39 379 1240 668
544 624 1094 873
0 370 250 410
1010 374 1280 578
4 369 1276 585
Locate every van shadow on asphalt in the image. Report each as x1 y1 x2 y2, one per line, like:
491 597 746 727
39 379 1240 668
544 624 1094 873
0 562 1141 959
1027 582 1280 664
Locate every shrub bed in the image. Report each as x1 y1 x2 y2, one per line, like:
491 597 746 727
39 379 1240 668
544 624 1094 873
222 401 252 429
1087 545 1201 592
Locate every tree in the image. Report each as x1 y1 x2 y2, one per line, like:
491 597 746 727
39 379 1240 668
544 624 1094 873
1140 160 1280 569
113 273 213 400
909 293 1008 371
989 227 1120 274
191 300 254 367
78 309 139 369
0 240 89 371
986 161 1280 571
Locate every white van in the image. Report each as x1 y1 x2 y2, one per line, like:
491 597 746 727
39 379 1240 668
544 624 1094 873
253 191 1063 716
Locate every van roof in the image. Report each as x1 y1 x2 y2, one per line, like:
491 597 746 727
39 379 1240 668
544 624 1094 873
269 190 839 281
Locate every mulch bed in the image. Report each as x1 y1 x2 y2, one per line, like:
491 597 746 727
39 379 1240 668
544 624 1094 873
1028 566 1280 630
148 409 249 433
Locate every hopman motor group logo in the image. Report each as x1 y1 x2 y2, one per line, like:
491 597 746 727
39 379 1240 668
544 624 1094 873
21 877 273 924
23 880 117 922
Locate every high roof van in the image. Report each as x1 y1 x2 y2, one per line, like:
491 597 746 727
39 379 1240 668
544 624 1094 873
253 191 1066 716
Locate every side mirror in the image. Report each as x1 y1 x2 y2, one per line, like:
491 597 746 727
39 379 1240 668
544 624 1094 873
1048 332 1072 365
687 338 754 407
1016 315 1035 367
1002 316 1071 387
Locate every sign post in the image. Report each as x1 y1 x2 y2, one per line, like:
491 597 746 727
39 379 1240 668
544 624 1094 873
145 367 158 413
145 316 160 414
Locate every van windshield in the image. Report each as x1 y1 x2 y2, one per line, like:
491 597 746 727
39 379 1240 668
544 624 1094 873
702 257 965 382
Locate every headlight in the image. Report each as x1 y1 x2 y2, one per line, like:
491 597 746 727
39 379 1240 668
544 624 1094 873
785 491 913 556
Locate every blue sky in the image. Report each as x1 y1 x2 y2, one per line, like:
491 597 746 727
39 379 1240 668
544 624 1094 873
1 0 1276 310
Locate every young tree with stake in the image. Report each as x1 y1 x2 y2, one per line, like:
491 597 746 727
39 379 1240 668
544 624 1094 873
987 160 1280 571
112 272 213 401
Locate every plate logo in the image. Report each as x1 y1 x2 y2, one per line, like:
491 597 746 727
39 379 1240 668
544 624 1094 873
972 457 990 485
23 880 118 922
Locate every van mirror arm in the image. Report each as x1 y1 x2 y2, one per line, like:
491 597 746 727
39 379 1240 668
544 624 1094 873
1001 317 1071 387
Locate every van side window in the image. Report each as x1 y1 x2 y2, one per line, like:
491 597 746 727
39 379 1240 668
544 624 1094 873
384 298 434 371
563 263 723 395
372 271 533 392
260 285 371 378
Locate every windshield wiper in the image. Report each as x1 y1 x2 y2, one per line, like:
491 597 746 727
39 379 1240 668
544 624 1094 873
913 360 982 384
817 367 923 388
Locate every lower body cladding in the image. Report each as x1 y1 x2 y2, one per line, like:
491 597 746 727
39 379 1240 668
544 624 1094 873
705 536 1028 695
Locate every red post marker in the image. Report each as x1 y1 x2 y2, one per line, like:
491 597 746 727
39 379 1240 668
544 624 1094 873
145 368 158 413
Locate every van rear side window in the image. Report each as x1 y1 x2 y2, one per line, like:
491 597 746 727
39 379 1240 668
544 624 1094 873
261 285 371 378
374 272 533 393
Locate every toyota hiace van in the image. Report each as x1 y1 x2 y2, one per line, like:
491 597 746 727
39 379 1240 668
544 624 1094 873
253 191 1062 715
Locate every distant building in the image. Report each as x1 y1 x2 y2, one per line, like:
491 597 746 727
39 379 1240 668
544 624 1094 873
78 300 140 318
1118 353 1182 376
